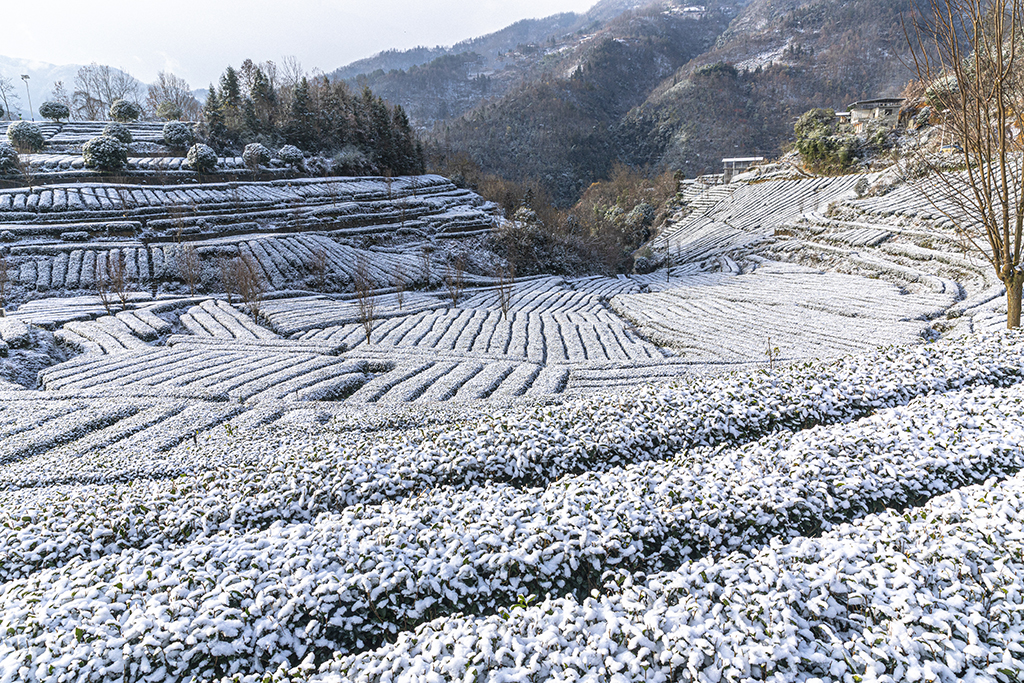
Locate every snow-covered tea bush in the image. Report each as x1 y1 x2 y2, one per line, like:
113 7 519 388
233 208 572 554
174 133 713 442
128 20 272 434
2 331 1024 682
0 143 17 173
186 143 218 173
162 121 195 149
278 144 304 167
303 155 331 176
37 101 69 122
82 135 128 171
101 121 132 144
108 99 141 122
318 471 1024 683
243 142 272 170
2 381 1023 682
6 121 44 153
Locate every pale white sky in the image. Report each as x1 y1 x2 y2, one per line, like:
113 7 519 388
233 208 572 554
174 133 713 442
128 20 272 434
4 0 597 89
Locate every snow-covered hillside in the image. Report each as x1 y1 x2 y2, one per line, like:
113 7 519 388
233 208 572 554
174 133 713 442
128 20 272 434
0 160 1021 681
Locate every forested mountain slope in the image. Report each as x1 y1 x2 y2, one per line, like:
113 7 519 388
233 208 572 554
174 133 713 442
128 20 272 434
332 0 920 203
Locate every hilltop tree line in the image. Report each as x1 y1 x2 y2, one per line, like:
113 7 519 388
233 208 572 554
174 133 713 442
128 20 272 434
2 58 425 177
202 59 424 175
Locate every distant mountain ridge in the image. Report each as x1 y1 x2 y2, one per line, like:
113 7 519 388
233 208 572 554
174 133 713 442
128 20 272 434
329 0 918 205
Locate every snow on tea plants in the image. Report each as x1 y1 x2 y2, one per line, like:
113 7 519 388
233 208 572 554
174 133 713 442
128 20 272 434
318 468 1024 683
655 176 863 263
2 377 1024 681
0 333 1019 570
611 260 955 361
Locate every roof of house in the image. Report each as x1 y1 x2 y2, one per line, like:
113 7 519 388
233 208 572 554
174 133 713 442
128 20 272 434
847 98 905 110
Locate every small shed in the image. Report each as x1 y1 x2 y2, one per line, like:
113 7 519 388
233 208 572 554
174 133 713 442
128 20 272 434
847 98 904 129
722 156 764 182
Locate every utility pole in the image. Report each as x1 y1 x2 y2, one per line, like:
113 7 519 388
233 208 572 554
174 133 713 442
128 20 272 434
20 75 32 120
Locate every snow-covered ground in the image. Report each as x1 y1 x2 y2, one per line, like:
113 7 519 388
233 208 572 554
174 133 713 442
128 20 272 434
0 167 1021 682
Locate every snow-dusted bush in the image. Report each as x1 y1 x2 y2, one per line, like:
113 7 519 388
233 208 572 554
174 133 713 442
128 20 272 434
625 201 655 231
323 472 1024 683
101 122 132 144
185 143 217 173
332 144 371 175
277 144 303 167
108 99 141 122
2 381 1023 681
303 154 331 176
162 121 194 149
0 143 17 173
6 121 44 153
37 101 69 122
0 319 31 348
82 135 127 171
242 142 271 171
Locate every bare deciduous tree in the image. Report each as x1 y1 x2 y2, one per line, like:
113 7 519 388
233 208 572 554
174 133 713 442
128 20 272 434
354 256 376 344
146 71 201 121
110 249 131 311
0 76 19 121
420 245 433 285
72 63 141 121
906 0 1024 327
394 264 407 310
310 248 330 291
50 81 71 111
219 259 235 304
178 244 201 296
444 254 466 306
226 253 265 321
15 154 36 191
95 252 114 315
496 263 515 320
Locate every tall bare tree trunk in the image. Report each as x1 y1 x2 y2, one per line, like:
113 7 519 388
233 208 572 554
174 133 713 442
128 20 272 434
1006 272 1024 328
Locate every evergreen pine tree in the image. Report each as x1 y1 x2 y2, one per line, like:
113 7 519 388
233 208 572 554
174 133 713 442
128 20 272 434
203 86 229 150
286 77 314 148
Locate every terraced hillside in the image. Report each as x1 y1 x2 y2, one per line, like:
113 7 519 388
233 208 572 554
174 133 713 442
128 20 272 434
1 121 294 180
0 165 1001 455
1 159 1022 681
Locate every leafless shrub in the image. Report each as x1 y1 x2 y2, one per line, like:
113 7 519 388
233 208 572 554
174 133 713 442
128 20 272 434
354 256 376 344
496 263 515 320
765 337 781 373
227 252 265 320
178 244 201 296
219 260 234 304
310 248 330 291
444 254 466 306
170 205 187 241
15 155 36 190
420 245 433 285
95 252 114 315
394 264 407 310
110 249 130 311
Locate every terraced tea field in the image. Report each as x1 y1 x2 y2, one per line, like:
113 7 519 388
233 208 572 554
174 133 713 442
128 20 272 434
0 159 1021 682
